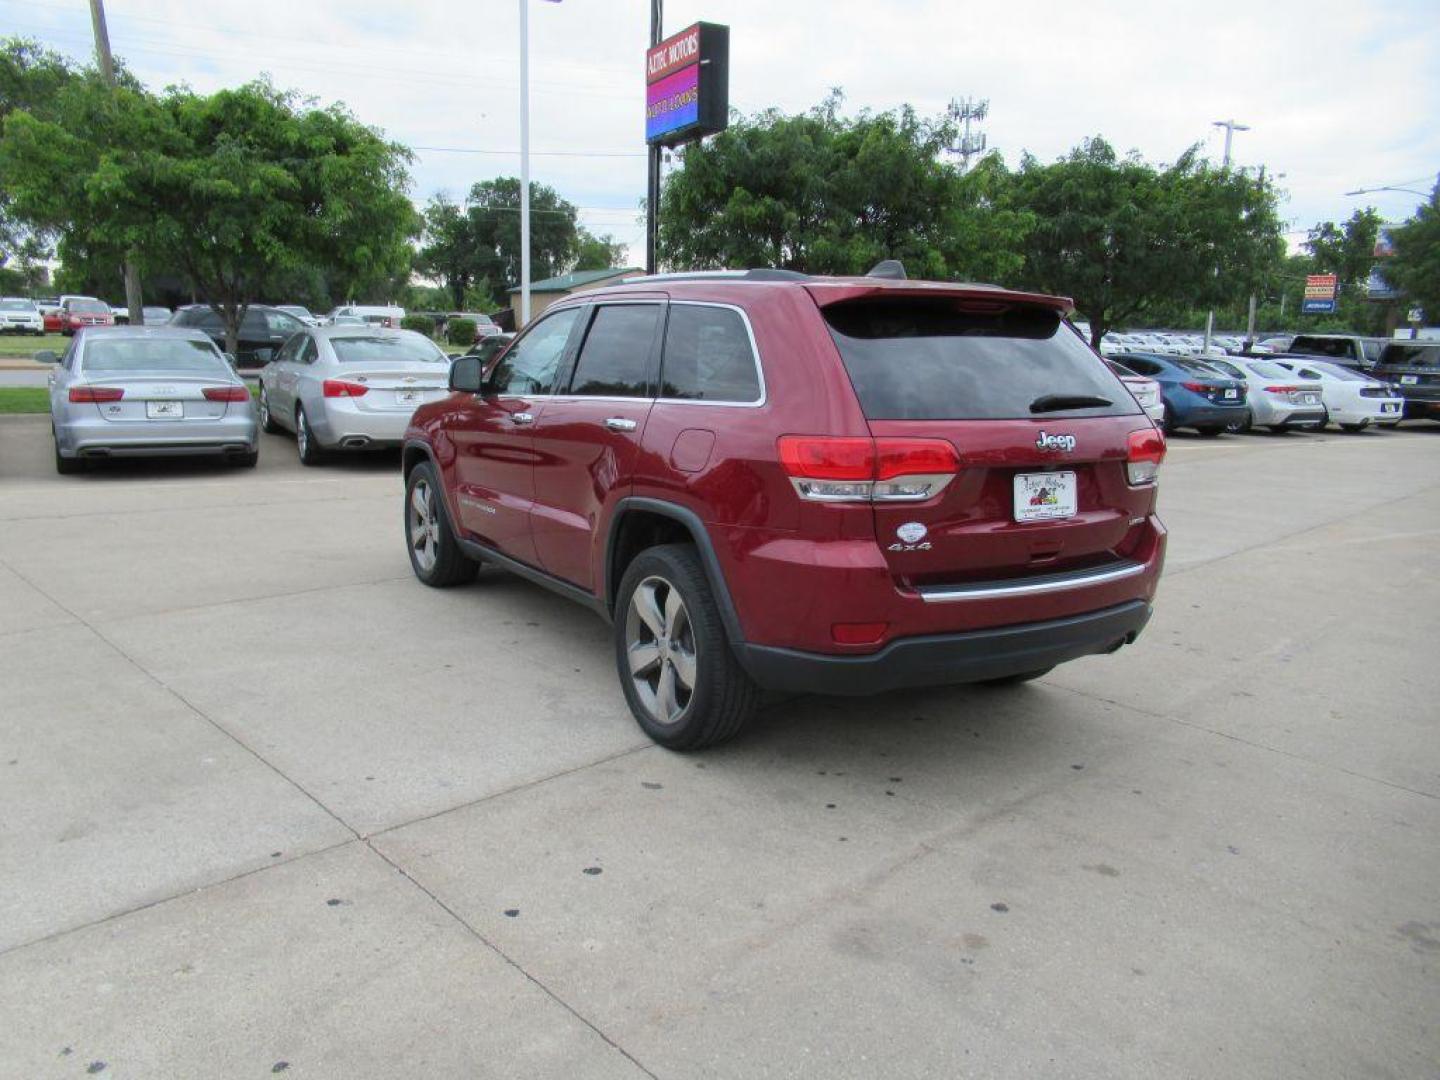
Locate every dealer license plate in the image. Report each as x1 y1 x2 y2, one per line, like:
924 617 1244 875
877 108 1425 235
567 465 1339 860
1014 471 1077 523
1224 388 1238 399
1401 375 1418 385
1301 393 1319 405
395 389 424 405
146 400 183 419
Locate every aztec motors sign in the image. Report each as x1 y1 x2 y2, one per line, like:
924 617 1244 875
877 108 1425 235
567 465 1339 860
645 22 729 146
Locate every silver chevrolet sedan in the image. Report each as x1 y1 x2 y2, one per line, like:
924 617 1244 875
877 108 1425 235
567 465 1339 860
42 326 258 474
257 327 452 465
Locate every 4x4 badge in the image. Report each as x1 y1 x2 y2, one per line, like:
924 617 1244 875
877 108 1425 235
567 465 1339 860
1035 431 1077 452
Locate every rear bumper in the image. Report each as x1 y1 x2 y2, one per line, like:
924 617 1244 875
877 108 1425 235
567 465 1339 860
736 600 1152 695
58 412 258 458
311 400 428 449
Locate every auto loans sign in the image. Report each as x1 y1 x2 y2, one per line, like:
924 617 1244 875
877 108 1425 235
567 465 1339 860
645 22 729 146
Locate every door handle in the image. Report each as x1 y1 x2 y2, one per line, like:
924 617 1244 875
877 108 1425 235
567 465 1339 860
604 417 638 432
510 412 535 426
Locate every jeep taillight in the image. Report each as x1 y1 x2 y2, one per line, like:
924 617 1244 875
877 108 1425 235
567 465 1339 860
1126 428 1165 486
777 435 958 502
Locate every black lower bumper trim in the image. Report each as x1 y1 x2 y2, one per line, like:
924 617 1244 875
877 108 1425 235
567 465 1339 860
736 600 1152 696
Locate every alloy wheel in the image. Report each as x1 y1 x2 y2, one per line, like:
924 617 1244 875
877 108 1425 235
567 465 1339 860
409 479 440 573
625 575 697 726
296 410 309 457
258 389 270 428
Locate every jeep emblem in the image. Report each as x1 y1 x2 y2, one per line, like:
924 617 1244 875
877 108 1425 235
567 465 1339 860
1035 431 1077 453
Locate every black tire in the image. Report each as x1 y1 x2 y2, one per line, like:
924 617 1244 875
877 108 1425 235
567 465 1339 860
1339 423 1366 433
980 667 1054 686
1225 410 1252 434
1196 426 1224 438
1161 403 1177 435
614 543 760 750
295 404 324 466
54 433 83 475
1268 424 1289 434
404 462 478 587
257 385 282 433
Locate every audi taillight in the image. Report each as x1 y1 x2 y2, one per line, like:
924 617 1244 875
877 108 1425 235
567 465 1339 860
777 435 959 502
69 386 124 403
1126 428 1165 486
202 385 251 402
323 379 369 398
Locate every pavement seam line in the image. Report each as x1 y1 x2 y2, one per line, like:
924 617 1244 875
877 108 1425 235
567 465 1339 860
365 741 655 841
0 837 363 960
0 554 364 841
1046 680 1438 801
361 842 661 1080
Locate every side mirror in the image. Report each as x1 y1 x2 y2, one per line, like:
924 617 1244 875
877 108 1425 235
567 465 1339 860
449 355 484 394
33 349 58 364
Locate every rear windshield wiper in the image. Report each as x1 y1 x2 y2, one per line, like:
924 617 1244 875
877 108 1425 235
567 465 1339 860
1030 394 1112 413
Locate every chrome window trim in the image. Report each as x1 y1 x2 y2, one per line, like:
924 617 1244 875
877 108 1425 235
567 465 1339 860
917 560 1146 602
654 301 767 409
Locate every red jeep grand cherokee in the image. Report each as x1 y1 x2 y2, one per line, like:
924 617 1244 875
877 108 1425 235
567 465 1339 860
402 267 1167 749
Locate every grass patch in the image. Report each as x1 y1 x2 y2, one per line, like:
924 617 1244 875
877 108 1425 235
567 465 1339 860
0 388 50 414
0 333 65 360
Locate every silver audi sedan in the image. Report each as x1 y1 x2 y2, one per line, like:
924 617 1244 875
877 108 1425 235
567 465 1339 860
257 327 452 464
42 326 258 474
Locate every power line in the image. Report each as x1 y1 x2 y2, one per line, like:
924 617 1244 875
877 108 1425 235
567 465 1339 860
413 145 645 159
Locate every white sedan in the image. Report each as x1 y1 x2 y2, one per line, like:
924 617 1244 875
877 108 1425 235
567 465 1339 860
1271 358 1405 431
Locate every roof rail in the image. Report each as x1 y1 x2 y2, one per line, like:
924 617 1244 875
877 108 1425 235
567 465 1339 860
620 268 811 285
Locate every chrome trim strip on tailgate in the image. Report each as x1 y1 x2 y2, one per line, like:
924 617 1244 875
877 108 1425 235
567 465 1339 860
917 560 1146 602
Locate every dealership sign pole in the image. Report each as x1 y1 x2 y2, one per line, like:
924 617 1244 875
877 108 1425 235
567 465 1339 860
645 19 730 273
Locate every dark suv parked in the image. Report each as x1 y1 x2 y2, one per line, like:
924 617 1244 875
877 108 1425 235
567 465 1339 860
170 304 307 367
401 268 1168 748
1373 340 1440 421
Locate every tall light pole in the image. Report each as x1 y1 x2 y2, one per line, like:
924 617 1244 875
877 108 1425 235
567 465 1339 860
518 0 532 327
88 0 143 328
1204 118 1249 352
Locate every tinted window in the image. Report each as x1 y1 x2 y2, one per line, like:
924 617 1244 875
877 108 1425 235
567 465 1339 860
1120 357 1161 376
1310 360 1368 382
661 305 761 402
489 308 580 395
1290 336 1351 359
566 304 658 397
1379 344 1440 368
81 337 228 374
825 299 1136 420
1207 360 1243 379
66 299 109 314
330 333 445 364
467 335 514 364
296 337 318 364
1243 360 1293 379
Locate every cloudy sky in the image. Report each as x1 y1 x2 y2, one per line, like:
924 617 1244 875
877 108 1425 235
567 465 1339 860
9 0 1439 266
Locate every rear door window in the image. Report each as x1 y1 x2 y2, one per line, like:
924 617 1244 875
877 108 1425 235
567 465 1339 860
824 299 1138 420
565 304 660 397
660 304 762 403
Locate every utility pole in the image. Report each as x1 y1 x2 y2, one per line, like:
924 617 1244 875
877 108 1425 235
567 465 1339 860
88 0 143 328
1245 164 1265 349
518 0 531 326
645 0 662 275
1204 118 1249 353
946 98 989 173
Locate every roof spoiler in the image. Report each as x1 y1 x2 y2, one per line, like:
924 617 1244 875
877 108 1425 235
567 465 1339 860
866 259 907 280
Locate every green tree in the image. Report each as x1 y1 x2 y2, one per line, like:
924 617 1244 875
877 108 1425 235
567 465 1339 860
658 93 1023 279
415 196 474 310
1009 138 1285 347
1304 207 1382 290
1381 183 1440 321
0 38 75 281
2 76 417 353
572 227 627 271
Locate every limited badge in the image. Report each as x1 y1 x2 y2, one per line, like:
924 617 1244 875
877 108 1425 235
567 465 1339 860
896 522 927 544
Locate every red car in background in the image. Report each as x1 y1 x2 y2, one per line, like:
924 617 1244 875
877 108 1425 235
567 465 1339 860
59 297 115 335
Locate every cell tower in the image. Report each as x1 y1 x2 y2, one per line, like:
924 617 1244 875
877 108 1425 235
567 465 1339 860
947 98 989 172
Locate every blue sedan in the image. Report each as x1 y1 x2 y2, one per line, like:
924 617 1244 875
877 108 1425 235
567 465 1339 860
1112 352 1248 436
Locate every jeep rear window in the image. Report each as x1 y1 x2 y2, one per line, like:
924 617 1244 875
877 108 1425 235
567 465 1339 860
823 299 1138 420
1380 344 1440 368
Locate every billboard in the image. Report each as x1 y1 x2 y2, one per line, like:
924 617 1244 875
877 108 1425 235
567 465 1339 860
646 22 729 146
1367 225 1399 300
1302 273 1338 314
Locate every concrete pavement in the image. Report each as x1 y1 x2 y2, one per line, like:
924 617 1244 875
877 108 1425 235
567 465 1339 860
1 415 1436 1078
